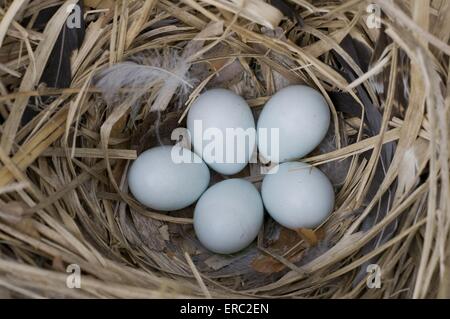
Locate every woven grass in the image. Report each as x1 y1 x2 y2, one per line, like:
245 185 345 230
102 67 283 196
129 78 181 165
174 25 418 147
0 0 449 298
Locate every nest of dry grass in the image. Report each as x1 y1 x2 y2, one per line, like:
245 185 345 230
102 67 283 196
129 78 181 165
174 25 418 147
0 0 449 299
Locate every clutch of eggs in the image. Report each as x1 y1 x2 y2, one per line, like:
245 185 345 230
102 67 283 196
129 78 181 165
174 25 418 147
127 86 335 254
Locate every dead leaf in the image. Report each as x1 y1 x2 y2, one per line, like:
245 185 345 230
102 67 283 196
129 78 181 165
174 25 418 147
270 227 302 251
251 227 307 274
251 254 286 274
295 228 325 247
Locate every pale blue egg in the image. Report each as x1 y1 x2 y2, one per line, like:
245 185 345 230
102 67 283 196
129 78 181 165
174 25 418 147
194 179 263 254
128 145 210 211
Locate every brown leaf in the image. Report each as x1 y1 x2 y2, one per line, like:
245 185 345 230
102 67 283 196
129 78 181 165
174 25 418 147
251 254 286 274
252 228 306 274
270 227 301 251
295 228 325 247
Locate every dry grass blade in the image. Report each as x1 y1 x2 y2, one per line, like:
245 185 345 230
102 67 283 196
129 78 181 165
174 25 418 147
199 0 283 29
0 0 79 155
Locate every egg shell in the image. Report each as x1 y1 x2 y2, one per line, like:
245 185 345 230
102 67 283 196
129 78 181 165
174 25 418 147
193 179 264 254
257 85 330 163
128 145 210 211
187 89 256 175
261 162 334 229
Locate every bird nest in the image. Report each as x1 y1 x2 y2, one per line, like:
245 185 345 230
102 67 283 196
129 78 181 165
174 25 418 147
0 0 449 299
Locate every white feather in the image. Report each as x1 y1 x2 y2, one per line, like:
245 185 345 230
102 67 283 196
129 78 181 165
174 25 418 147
95 49 196 120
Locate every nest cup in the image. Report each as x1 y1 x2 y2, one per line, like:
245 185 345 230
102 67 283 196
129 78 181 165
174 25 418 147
0 0 449 298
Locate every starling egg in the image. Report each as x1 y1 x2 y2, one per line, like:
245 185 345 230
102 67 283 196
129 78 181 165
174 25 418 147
257 85 330 163
261 162 334 229
193 179 264 254
187 89 256 175
128 145 210 211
